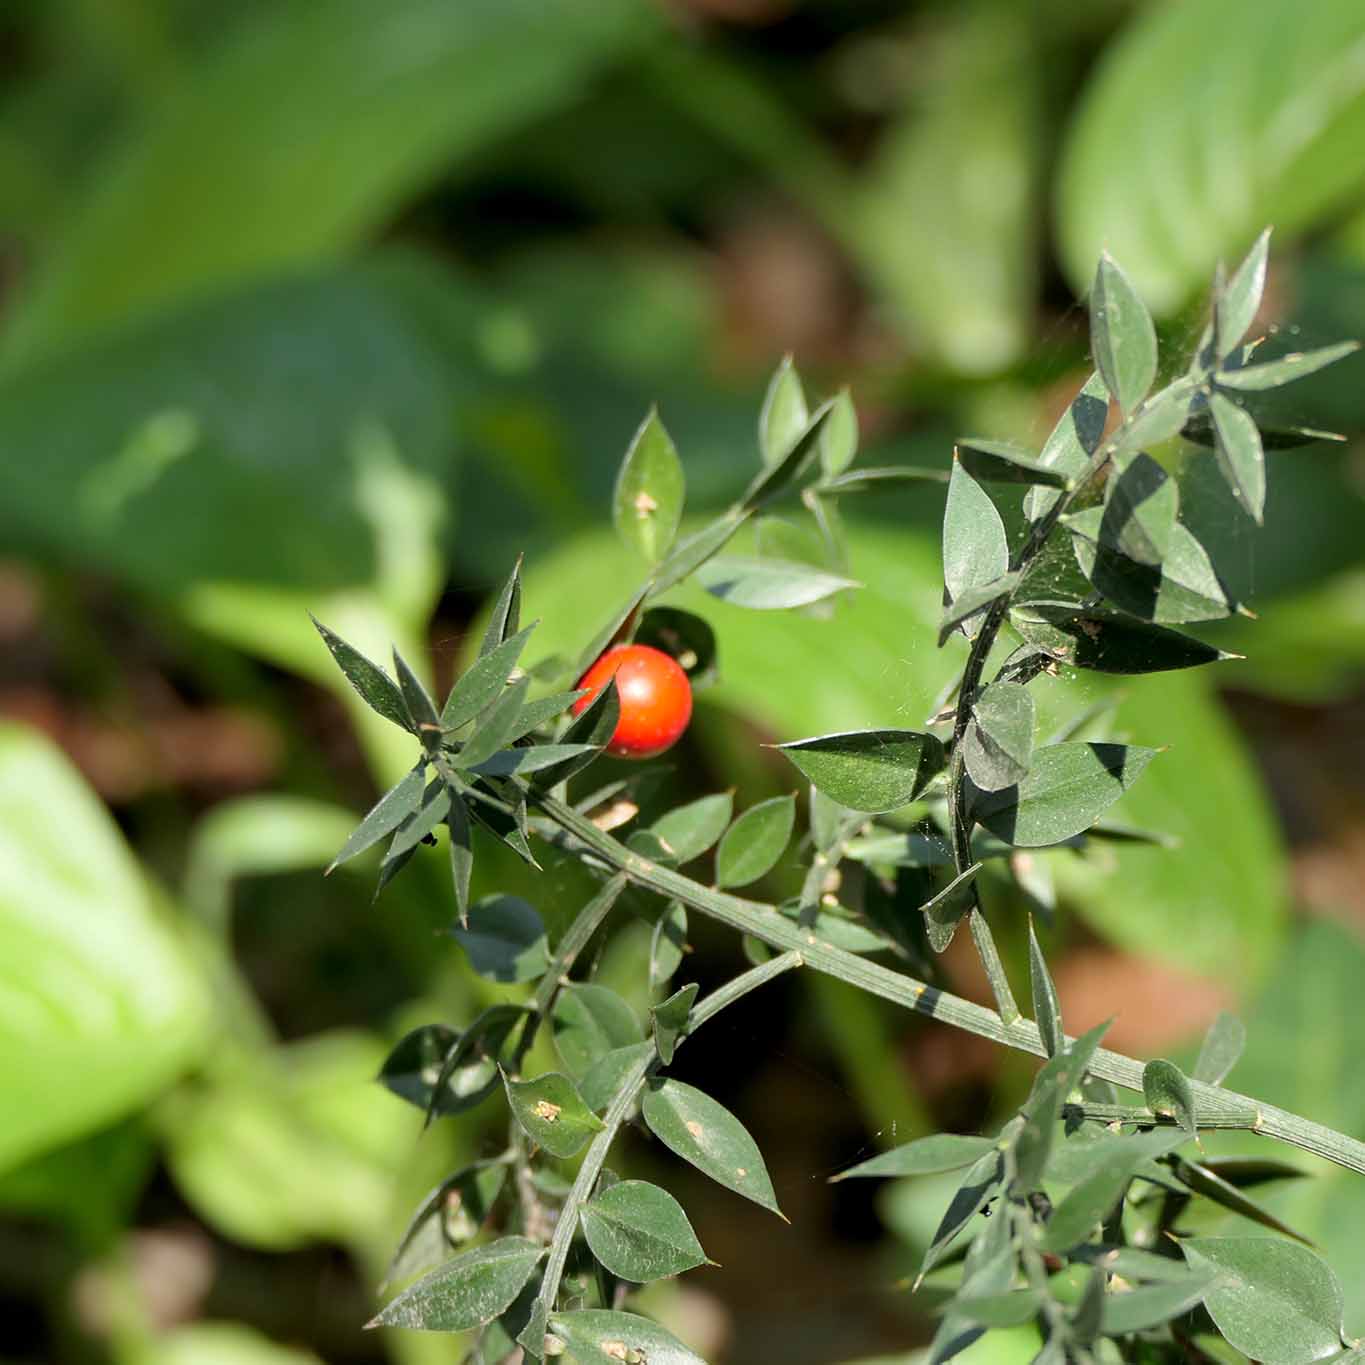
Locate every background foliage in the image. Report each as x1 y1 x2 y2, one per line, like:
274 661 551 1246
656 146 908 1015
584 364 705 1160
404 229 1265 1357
2 1 1365 1362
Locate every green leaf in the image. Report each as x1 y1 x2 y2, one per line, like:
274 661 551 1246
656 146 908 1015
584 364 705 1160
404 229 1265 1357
441 624 537 732
402 1006 527 1121
455 675 531 771
327 763 427 872
943 460 1009 639
652 794 733 865
1193 1011 1246 1086
634 606 718 688
964 682 1034 792
650 515 747 596
369 1235 542 1333
1014 1021 1112 1194
641 1078 782 1217
817 464 949 494
579 1042 654 1114
579 1180 707 1283
1025 371 1108 522
651 984 697 1067
938 572 1022 646
449 896 550 984
830 1133 995 1182
649 901 689 993
446 794 473 927
1110 375 1202 460
694 555 859 610
0 725 210 1175
1183 1237 1346 1365
378 1024 459 1111
1100 450 1178 568
312 617 413 734
552 984 643 1080
466 743 600 779
478 556 523 659
1171 1158 1312 1246
529 677 620 790
547 1310 706 1365
819 387 859 477
951 1291 1043 1329
1009 603 1230 674
1143 1059 1197 1140
1041 1129 1189 1253
919 1145 1004 1281
1027 918 1062 1058
383 777 451 866
613 407 685 563
956 439 1070 488
1218 229 1272 357
384 1162 508 1288
1090 252 1157 414
1102 1269 1221 1335
392 647 439 737
759 355 809 468
775 730 945 815
969 742 1157 847
503 1071 604 1160
1217 341 1361 391
739 399 834 511
714 795 796 888
920 863 983 954
1209 391 1267 524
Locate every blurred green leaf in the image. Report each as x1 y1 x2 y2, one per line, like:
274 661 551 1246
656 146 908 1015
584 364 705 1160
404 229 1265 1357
613 407 685 563
1183 1237 1346 1365
1058 0 1365 311
579 1179 707 1283
371 1234 542 1333
759 356 808 468
137 1323 326 1365
384 1162 508 1288
820 387 859 478
0 724 210 1176
1217 341 1362 391
1195 1012 1247 1087
651 983 697 1066
641 1078 782 1217
715 795 795 888
449 896 551 984
776 730 945 815
831 1134 994 1182
1100 1270 1221 1336
552 984 643 1080
694 555 858 610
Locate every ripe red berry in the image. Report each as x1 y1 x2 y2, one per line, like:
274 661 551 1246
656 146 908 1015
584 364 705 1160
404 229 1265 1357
572 643 693 759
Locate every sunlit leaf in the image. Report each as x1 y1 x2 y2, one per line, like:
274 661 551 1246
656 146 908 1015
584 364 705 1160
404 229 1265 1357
369 1235 542 1333
776 730 945 814
503 1071 604 1159
714 795 795 888
1090 252 1157 414
613 407 685 563
579 1180 707 1282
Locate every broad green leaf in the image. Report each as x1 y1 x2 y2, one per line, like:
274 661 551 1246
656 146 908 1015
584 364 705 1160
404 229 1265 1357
964 682 1034 792
613 407 685 563
830 1134 995 1182
1209 391 1267 524
919 1145 1004 1281
739 398 833 510
1218 229 1272 357
1143 1059 1197 1140
819 386 859 477
1100 450 1178 568
651 984 697 1067
552 984 642 1080
0 725 210 1175
1009 603 1230 674
956 439 1069 488
5 0 651 361
1042 1129 1188 1253
1172 1158 1312 1246
441 623 537 732
649 901 689 992
454 673 531 771
1057 0 1365 313
404 1006 527 1121
1101 1269 1221 1335
312 617 413 734
383 778 451 864
1194 1011 1246 1086
969 742 1157 848
579 1042 654 1114
938 572 1021 646
650 515 747 596
579 1180 707 1283
1025 370 1108 522
1109 374 1202 460
759 356 809 467
1028 918 1062 1058
449 896 550 984
641 1078 782 1217
370 1235 542 1332
775 730 945 815
943 460 1008 639
1183 1237 1346 1365
327 763 427 872
1217 341 1361 391
652 794 733 864
466 743 600 779
478 555 523 659
920 863 983 954
714 795 796 888
694 555 858 610
1090 253 1157 414
383 1162 508 1287
547 1310 706 1365
503 1071 604 1160
378 1024 460 1111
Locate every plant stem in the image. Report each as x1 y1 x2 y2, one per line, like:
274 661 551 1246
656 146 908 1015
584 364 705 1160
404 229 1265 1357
524 951 803 1360
535 792 1365 1179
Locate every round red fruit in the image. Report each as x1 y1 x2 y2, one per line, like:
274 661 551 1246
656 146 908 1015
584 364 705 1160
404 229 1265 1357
572 643 693 759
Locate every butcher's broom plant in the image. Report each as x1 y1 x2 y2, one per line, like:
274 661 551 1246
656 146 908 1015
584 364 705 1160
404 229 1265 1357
316 231 1364 1363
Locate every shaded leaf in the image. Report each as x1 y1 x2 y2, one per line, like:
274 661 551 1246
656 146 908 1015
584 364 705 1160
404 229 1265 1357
964 682 1034 792
529 677 619 790
383 1162 508 1288
694 555 858 610
1091 252 1157 414
441 623 537 732
1013 1021 1112 1192
579 1042 654 1114
311 616 412 733
920 863 983 954
740 398 833 510
552 984 642 1080
651 984 697 1067
1209 391 1266 524
446 793 473 926
715 795 795 888
1025 370 1108 522
938 572 1021 646
369 1236 541 1332
1100 1268 1221 1335
919 1145 1004 1281
1110 375 1201 459
1009 602 1230 674
970 742 1157 847
579 1180 707 1283
776 730 945 815
1028 917 1062 1058
448 896 550 984
652 794 733 864
466 743 600 779
831 1133 994 1182
416 1006 527 1121
454 675 531 770
613 407 684 563
817 464 948 493
327 763 426 872
943 460 1008 639
634 606 717 687
392 647 439 737
649 901 688 992
478 555 523 659
1171 1158 1312 1246
503 1071 604 1160
956 438 1069 487
642 1078 782 1217
383 777 450 865
1194 1011 1246 1086
1100 450 1177 567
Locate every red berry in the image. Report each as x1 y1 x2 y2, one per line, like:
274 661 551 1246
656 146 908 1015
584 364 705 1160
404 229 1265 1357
572 643 693 760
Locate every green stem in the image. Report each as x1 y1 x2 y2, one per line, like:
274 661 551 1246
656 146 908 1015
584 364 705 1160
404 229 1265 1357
524 952 803 1361
534 792 1365 1179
